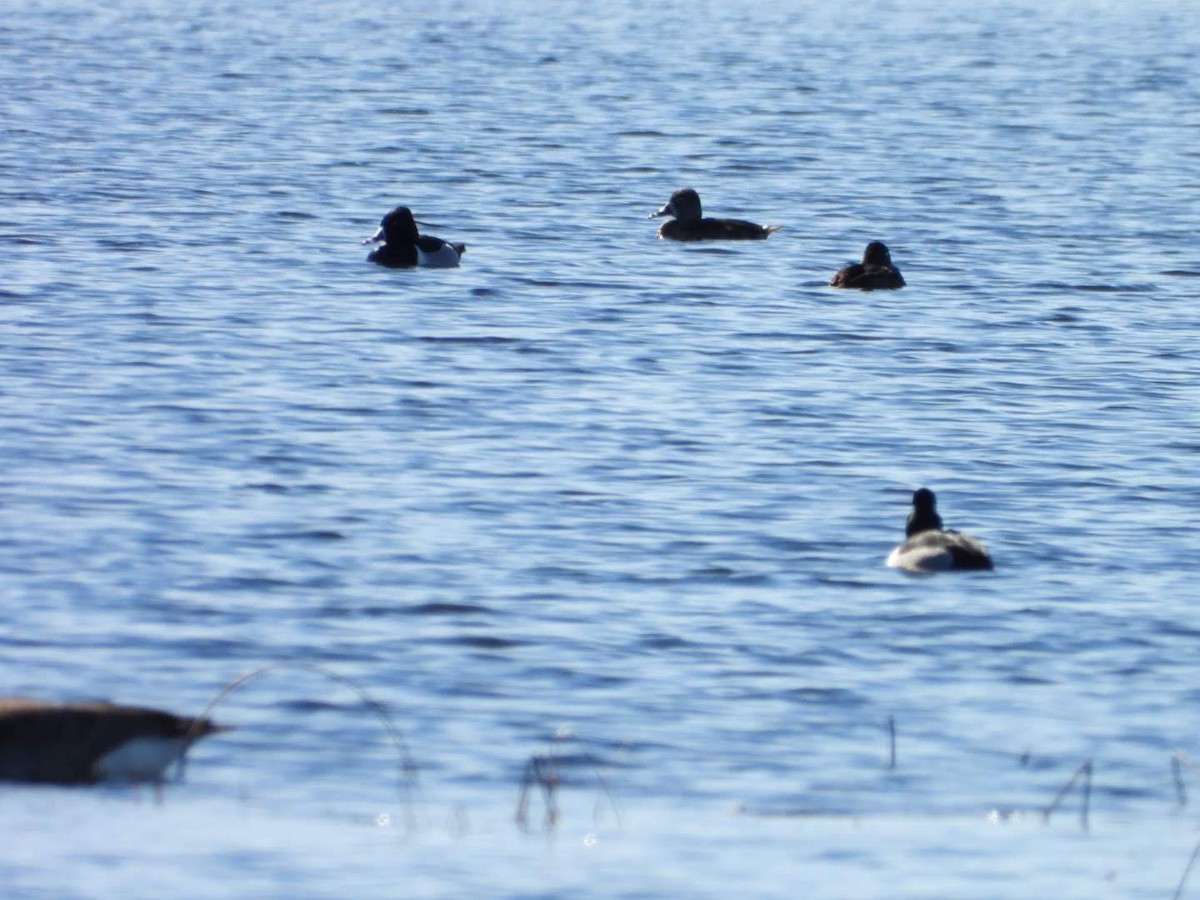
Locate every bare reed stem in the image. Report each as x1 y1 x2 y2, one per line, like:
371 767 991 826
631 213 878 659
887 715 897 770
192 661 420 831
1173 751 1194 809
514 729 623 832
1172 837 1200 900
1040 758 1092 832
516 753 561 830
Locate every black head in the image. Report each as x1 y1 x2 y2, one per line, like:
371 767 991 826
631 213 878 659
367 206 420 245
653 188 703 223
906 487 944 537
863 241 893 266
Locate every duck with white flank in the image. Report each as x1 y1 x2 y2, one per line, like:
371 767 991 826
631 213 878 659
650 188 780 241
830 241 905 290
365 206 465 268
0 698 229 785
886 488 994 572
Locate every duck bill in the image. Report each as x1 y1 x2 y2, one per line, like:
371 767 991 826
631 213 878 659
649 203 672 219
363 226 385 245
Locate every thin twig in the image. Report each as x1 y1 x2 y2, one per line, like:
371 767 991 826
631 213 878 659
516 753 560 830
516 729 566 831
1172 837 1200 900
887 716 897 770
1040 758 1093 832
588 763 625 831
1173 751 1194 809
515 728 624 832
185 662 420 831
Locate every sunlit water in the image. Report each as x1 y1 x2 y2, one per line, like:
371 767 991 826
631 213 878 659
3 0 1200 896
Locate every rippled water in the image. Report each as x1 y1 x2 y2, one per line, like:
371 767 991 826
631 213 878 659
3 0 1200 896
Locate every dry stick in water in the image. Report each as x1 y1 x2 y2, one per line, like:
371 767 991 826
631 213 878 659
1172 838 1200 900
887 716 897 770
188 662 420 831
514 728 625 832
516 741 562 831
587 753 625 831
1040 758 1093 832
525 729 568 830
1173 751 1194 808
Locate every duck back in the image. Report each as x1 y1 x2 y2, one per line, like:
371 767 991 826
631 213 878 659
658 218 780 241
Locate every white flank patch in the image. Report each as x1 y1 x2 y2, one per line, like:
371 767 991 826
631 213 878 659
93 736 187 782
886 544 953 572
416 244 461 268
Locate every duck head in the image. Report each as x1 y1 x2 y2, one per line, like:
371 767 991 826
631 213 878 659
651 188 703 224
365 206 420 245
906 487 944 537
863 241 893 267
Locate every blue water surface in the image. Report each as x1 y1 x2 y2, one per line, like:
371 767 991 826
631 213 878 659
2 0 1200 897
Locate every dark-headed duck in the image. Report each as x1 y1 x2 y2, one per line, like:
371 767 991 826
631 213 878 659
365 206 465 268
651 188 780 241
830 241 905 290
0 697 230 785
886 487 993 572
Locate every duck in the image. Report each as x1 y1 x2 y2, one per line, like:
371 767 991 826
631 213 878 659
650 188 780 241
830 241 905 290
365 206 465 268
886 487 994 572
0 698 229 785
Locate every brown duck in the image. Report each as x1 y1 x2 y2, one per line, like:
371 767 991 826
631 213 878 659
831 241 905 290
651 188 780 241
